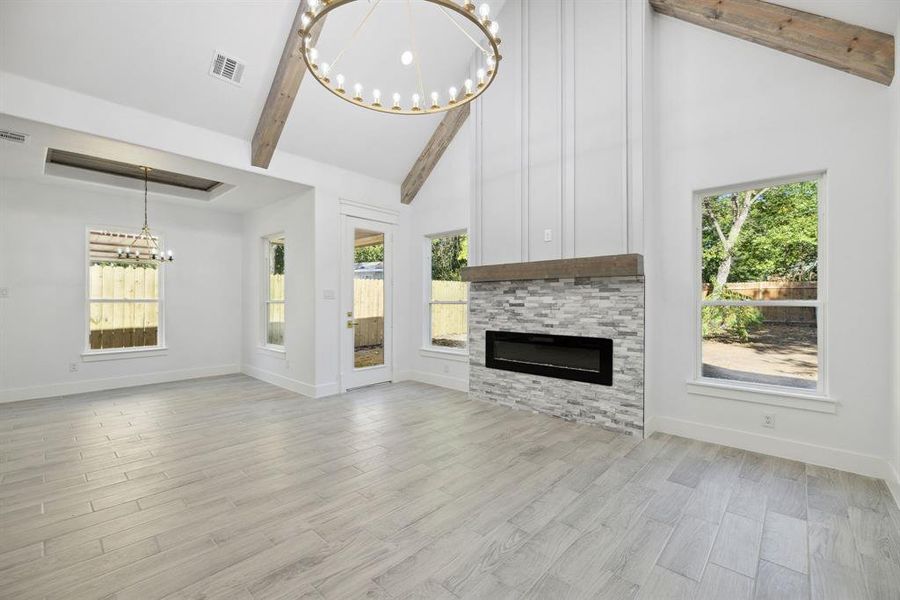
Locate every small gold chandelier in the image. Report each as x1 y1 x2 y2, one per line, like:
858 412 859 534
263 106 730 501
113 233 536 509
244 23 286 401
299 0 502 116
116 167 174 264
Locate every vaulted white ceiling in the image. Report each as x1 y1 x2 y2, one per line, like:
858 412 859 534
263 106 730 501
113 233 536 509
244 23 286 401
1 0 893 187
0 0 503 183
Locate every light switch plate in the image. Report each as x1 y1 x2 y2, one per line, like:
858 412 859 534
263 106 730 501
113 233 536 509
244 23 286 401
543 229 552 242
323 289 335 300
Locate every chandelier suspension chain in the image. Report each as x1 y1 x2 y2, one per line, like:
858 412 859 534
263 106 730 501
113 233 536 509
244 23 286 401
143 167 149 229
329 0 382 73
437 6 488 55
406 0 427 100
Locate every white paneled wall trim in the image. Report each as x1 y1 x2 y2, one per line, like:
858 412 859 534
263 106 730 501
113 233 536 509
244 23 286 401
473 0 642 266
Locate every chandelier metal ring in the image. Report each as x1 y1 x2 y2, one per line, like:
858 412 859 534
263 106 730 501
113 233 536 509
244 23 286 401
298 0 502 116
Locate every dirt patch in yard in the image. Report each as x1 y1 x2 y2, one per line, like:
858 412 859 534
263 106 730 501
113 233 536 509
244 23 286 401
702 324 817 389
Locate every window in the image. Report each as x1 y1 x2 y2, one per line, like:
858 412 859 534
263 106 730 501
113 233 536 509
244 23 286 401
87 230 162 351
264 236 285 348
427 232 468 350
698 176 822 392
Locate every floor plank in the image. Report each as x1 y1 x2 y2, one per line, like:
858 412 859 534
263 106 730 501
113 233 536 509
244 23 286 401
0 375 898 599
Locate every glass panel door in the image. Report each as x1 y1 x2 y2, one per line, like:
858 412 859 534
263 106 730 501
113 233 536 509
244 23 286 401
341 216 393 390
353 229 385 368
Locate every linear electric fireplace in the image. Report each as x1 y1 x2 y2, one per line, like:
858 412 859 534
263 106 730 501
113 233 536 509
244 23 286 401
485 330 613 385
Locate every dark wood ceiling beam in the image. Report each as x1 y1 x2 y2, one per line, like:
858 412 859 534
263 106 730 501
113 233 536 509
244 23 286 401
251 0 325 168
649 0 894 86
401 103 470 204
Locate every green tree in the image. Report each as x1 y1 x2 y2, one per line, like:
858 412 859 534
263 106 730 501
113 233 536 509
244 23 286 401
702 181 818 287
354 243 384 263
272 243 284 275
431 234 468 281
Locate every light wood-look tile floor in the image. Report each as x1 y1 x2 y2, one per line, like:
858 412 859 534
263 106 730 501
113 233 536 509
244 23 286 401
2 375 899 600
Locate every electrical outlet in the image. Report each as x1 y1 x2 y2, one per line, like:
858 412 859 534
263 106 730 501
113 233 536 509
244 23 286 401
543 229 552 242
68 362 79 373
763 413 775 428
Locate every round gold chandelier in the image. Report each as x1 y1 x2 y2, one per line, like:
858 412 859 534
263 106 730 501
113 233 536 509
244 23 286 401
298 0 502 116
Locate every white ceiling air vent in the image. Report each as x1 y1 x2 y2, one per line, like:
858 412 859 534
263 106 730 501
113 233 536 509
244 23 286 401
209 51 245 86
0 130 28 144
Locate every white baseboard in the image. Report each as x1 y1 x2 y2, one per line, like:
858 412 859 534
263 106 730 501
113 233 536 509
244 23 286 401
0 364 240 404
647 415 900 508
886 463 900 511
396 369 469 392
240 364 337 399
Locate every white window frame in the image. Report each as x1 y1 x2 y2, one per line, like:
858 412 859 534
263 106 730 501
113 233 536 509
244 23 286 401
82 226 167 360
261 234 286 352
691 172 831 407
422 230 469 357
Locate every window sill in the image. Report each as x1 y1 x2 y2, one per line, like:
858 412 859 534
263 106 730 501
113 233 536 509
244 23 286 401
82 347 168 362
419 347 469 362
686 378 836 414
257 345 286 359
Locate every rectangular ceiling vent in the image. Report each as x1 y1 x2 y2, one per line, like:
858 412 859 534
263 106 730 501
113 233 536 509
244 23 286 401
0 130 28 144
209 51 245 85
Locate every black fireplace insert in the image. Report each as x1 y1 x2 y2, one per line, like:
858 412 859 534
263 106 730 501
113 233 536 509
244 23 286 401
485 330 613 385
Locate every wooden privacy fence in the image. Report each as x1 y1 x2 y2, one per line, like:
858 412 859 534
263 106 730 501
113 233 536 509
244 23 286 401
431 280 468 339
351 279 469 348
703 281 817 324
89 264 159 349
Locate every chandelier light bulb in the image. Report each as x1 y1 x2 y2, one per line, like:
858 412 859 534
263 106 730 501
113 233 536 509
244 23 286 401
412 93 421 111
489 21 499 36
464 79 474 96
308 47 319 66
400 50 414 66
309 0 320 10
392 92 401 110
449 86 458 103
335 73 345 92
353 83 363 101
430 91 440 108
320 62 330 81
477 68 486 86
372 89 382 106
300 13 311 27
478 3 490 19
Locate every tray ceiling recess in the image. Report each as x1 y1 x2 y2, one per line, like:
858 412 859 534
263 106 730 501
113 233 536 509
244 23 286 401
45 149 222 192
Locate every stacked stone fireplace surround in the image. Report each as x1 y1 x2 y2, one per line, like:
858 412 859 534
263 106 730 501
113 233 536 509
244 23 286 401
464 256 645 437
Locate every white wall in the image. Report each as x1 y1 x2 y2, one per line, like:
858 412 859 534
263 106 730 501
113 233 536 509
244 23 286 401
240 191 317 396
470 0 644 266
0 178 243 401
645 16 897 481
402 122 473 391
890 18 900 494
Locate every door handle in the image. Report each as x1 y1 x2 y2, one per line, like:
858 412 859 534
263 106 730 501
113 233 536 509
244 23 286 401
346 319 358 329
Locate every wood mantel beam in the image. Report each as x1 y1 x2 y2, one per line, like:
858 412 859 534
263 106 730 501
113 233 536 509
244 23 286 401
401 103 470 204
649 0 894 86
251 0 325 169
